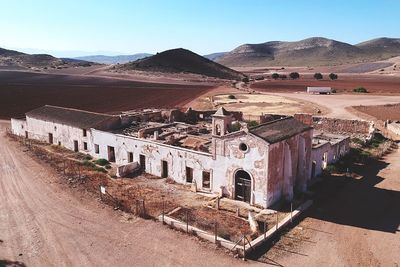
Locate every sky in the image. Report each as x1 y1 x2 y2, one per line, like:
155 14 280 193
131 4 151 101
0 0 399 57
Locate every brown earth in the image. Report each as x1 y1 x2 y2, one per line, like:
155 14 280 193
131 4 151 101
352 103 400 121
0 121 262 266
250 74 400 94
0 71 214 119
254 145 400 266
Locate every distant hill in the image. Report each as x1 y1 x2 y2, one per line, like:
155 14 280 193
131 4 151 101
217 37 400 67
113 48 245 80
0 47 95 69
356 38 400 59
73 53 152 64
203 52 227 61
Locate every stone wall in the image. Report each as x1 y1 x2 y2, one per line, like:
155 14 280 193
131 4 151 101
294 114 374 137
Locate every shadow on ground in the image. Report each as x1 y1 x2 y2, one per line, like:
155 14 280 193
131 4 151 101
0 260 27 267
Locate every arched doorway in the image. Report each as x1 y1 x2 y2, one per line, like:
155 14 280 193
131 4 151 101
234 170 252 203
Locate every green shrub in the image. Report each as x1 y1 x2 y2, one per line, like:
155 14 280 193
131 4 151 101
82 160 96 168
246 120 259 128
353 87 368 93
228 94 236 99
105 165 112 169
271 73 279 80
314 72 323 80
84 154 93 161
95 158 110 166
289 72 300 79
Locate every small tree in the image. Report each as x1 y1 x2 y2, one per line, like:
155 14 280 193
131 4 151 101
353 87 368 93
271 73 279 80
314 72 323 80
329 73 338 80
289 72 300 79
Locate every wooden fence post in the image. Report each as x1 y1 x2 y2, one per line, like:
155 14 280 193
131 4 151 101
186 210 189 233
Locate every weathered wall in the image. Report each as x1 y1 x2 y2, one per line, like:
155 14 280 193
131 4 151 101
387 122 400 136
25 117 92 153
266 130 313 207
312 117 374 136
311 138 350 178
11 118 27 137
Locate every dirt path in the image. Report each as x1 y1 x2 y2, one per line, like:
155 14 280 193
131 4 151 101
264 92 400 119
261 146 400 266
0 120 260 267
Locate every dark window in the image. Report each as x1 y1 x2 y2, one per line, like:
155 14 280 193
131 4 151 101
25 131 28 139
202 171 211 189
186 167 193 183
94 144 99 154
48 133 53 144
74 140 78 152
239 143 248 152
58 141 61 146
83 142 88 150
83 129 87 137
128 152 133 163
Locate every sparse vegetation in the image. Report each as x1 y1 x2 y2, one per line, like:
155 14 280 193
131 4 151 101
271 73 279 80
242 77 249 83
314 72 323 80
246 120 259 128
353 87 368 93
95 158 110 166
279 74 287 80
289 72 300 79
228 94 236 99
329 73 338 80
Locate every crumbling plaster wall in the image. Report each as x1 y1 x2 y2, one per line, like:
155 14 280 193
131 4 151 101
266 130 313 207
11 118 27 136
24 117 92 153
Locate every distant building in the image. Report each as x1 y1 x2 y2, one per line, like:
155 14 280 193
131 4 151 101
307 87 332 94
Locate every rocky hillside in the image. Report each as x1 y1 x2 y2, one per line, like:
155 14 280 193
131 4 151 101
216 37 400 67
0 47 95 70
113 48 245 80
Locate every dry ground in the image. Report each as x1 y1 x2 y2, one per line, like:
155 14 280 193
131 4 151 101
251 74 400 94
0 70 215 119
256 92 400 120
0 120 262 267
254 145 400 266
352 103 400 121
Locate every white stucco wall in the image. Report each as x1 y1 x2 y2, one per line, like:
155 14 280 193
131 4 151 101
25 116 92 153
11 118 27 137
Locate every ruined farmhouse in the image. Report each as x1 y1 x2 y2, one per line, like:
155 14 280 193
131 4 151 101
11 105 349 208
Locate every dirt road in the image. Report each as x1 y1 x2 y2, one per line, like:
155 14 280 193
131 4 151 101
260 146 400 266
264 92 400 119
0 121 259 267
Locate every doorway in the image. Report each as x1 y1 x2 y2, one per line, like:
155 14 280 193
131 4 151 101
234 170 252 203
311 161 316 178
139 154 146 171
107 146 116 162
48 133 53 144
161 160 168 178
73 140 78 152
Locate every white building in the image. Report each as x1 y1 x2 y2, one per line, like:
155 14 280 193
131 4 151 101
12 105 344 208
307 87 332 94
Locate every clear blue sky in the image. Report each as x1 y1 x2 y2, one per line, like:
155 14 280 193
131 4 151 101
0 0 399 57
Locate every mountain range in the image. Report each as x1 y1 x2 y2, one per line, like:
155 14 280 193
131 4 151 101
216 37 400 67
73 53 152 64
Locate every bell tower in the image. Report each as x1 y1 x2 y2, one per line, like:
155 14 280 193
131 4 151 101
212 107 232 136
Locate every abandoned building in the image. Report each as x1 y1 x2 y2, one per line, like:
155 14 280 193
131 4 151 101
11 105 348 208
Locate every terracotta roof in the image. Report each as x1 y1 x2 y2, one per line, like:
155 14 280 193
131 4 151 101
250 117 312 143
26 105 116 129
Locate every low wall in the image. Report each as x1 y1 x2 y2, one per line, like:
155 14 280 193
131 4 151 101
294 114 374 137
